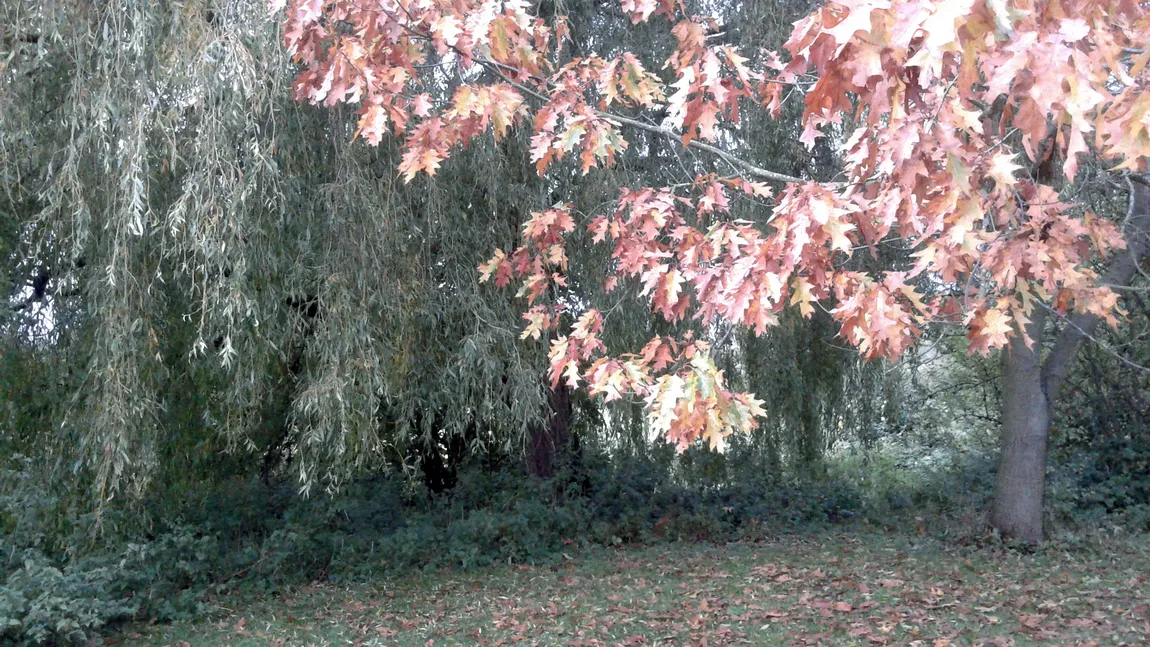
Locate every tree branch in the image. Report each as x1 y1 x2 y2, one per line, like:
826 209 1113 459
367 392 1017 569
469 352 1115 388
378 6 808 187
1041 176 1150 403
596 112 804 184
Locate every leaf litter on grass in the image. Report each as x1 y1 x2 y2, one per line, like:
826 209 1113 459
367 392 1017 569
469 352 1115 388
120 530 1150 647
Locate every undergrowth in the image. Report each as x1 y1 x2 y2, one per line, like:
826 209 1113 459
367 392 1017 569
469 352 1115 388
1 436 1146 645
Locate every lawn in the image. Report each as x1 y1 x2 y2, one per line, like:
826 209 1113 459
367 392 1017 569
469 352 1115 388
119 530 1150 647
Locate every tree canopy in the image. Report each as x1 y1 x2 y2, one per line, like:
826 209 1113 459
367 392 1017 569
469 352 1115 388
4 0 858 501
278 0 1148 447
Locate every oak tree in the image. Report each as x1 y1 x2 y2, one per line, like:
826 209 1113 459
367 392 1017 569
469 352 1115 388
277 0 1150 541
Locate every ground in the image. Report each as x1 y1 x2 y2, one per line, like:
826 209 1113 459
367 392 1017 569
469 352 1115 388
119 530 1149 647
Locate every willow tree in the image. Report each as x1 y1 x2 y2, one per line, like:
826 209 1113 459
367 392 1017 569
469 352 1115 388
1 0 915 523
0 0 567 502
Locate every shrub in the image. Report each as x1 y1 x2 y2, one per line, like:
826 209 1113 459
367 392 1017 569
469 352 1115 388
1 551 139 645
1049 433 1150 533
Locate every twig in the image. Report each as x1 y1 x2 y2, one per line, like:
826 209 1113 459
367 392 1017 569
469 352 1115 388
599 113 804 184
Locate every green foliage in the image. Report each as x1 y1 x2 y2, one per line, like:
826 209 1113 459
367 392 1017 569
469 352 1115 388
1 551 138 645
0 441 883 645
1049 434 1150 533
0 0 556 501
4 420 1148 646
824 442 998 528
0 518 218 644
1047 284 1150 533
0 0 1145 643
1075 435 1150 517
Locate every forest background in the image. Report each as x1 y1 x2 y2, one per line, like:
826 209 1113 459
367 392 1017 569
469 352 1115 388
0 0 1148 644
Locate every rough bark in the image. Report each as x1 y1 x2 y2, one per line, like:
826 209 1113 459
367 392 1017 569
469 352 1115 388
992 307 1050 542
527 382 572 478
991 178 1150 542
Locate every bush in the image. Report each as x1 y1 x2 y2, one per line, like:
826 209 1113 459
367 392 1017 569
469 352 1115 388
1 551 139 645
0 524 232 646
1049 433 1150 533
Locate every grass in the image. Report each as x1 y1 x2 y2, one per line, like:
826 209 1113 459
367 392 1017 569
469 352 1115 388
118 530 1150 647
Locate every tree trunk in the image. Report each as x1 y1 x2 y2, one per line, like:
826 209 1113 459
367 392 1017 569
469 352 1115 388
527 382 572 478
992 309 1050 543
991 178 1150 542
